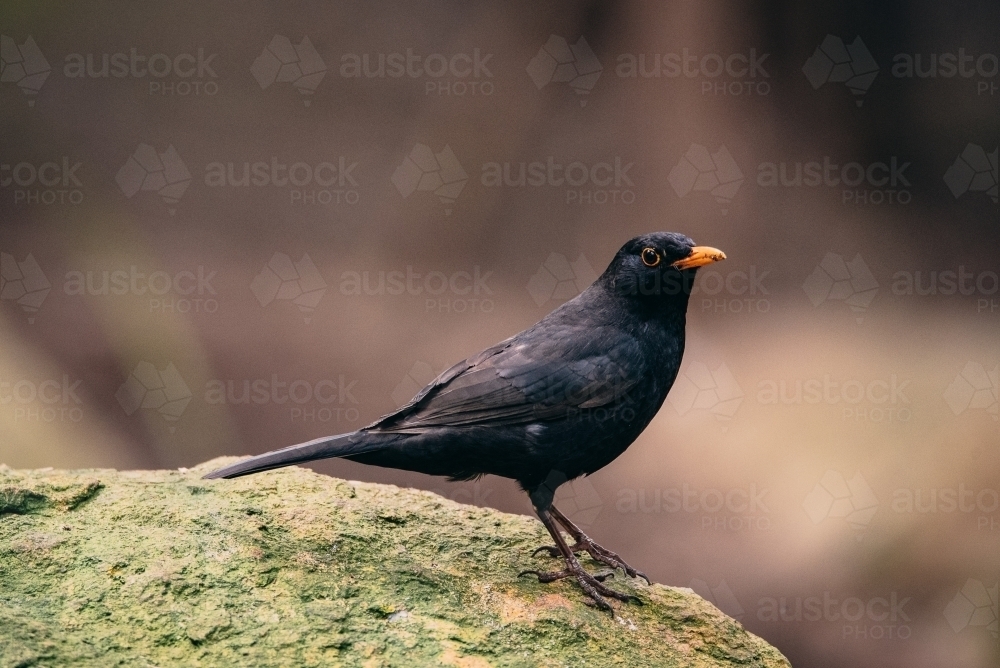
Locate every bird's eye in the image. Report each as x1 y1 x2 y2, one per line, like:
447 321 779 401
641 247 661 267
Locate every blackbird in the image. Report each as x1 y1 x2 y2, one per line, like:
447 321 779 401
205 232 725 610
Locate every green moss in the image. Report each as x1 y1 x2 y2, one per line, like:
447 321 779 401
0 459 790 667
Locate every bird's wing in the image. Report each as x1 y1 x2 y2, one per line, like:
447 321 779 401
366 327 643 433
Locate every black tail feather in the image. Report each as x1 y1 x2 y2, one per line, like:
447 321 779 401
203 431 385 479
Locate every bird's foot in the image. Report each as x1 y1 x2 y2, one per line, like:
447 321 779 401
519 558 638 611
530 545 561 558
567 535 651 585
529 536 650 584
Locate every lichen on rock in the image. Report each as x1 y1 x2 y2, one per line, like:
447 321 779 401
0 458 790 667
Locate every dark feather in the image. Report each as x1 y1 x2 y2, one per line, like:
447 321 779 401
366 324 642 434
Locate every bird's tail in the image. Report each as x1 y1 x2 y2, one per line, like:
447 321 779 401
202 431 387 479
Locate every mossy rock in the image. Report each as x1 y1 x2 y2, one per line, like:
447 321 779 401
0 459 790 667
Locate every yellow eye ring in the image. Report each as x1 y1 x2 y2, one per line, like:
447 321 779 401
641 247 661 267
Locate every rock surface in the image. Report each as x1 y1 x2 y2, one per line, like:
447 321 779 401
0 459 790 667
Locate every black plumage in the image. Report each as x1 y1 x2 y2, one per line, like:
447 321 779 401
205 231 725 609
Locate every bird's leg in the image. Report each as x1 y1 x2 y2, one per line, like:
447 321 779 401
547 506 651 585
519 506 637 611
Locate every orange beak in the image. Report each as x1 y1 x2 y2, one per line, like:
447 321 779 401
671 246 727 270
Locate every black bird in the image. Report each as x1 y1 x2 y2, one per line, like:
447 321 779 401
205 232 725 609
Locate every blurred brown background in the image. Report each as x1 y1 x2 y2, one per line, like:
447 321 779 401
2 1 998 666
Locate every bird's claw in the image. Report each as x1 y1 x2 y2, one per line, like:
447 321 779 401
568 538 652 585
534 537 651 585
519 564 637 611
531 545 561 558
518 568 566 583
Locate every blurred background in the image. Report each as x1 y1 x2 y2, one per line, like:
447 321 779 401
2 1 998 665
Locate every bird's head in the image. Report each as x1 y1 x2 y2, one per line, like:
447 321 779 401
599 232 726 307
